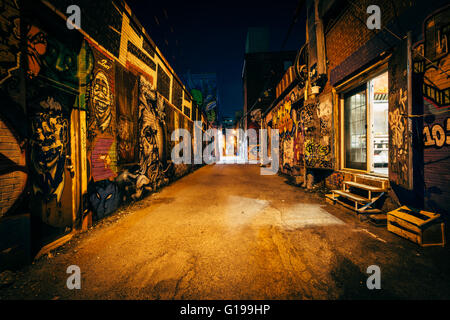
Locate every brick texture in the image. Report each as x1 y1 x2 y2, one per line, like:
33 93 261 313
0 118 27 217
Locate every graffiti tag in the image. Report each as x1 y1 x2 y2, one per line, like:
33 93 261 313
423 118 450 148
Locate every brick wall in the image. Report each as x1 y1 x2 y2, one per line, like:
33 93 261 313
0 118 27 218
323 0 412 93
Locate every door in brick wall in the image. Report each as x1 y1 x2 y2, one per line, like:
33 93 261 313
344 85 368 170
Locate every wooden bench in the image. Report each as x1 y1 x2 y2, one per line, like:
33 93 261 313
326 174 387 219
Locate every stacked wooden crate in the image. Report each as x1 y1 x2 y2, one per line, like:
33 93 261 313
387 206 445 247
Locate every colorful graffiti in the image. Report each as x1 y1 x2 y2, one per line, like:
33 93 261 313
293 115 304 165
87 46 113 135
26 25 47 79
413 7 449 110
184 72 218 123
0 0 203 269
25 24 95 90
91 71 113 132
304 140 332 168
390 90 407 150
413 5 450 213
86 44 117 194
272 88 333 174
388 38 410 188
91 137 116 182
115 64 139 163
423 118 450 148
30 97 68 202
44 38 91 90
0 0 20 84
88 180 120 220
138 76 169 190
326 171 345 190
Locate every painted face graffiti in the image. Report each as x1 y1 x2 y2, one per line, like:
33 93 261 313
139 97 164 183
88 180 120 220
26 25 47 79
30 97 68 202
142 125 159 168
91 71 112 132
135 76 169 195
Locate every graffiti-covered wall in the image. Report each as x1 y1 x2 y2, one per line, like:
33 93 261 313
388 39 410 189
413 6 450 215
271 84 334 177
0 0 203 265
24 7 89 241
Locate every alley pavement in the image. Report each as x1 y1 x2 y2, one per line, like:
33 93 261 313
1 164 449 299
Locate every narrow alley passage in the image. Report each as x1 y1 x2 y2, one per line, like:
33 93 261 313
1 164 449 300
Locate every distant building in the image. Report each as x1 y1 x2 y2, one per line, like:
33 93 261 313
221 116 235 129
242 50 297 131
245 27 270 54
183 72 220 125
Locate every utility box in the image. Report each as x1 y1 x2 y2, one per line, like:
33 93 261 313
387 206 445 247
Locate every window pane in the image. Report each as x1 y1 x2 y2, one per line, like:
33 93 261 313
344 89 367 170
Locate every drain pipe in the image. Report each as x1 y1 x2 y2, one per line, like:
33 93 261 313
407 31 413 191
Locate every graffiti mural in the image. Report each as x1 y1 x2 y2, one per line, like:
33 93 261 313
25 24 95 98
115 63 139 163
304 140 331 168
423 118 450 148
87 44 117 185
43 38 91 91
272 88 304 174
272 87 333 174
26 25 47 79
388 37 410 188
88 179 120 220
91 71 113 132
0 0 203 268
413 6 450 213
184 72 219 124
0 0 20 84
300 99 333 170
88 46 114 134
29 97 68 202
137 76 168 191
91 137 116 182
293 112 305 166
26 77 75 229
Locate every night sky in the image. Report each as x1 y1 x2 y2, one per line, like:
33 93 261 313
126 0 306 119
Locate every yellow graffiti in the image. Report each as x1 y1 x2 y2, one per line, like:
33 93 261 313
389 107 404 148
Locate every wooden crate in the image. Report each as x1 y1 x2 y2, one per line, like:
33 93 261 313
387 206 445 247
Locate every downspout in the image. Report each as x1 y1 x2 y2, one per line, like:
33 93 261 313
314 0 326 76
407 31 414 191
